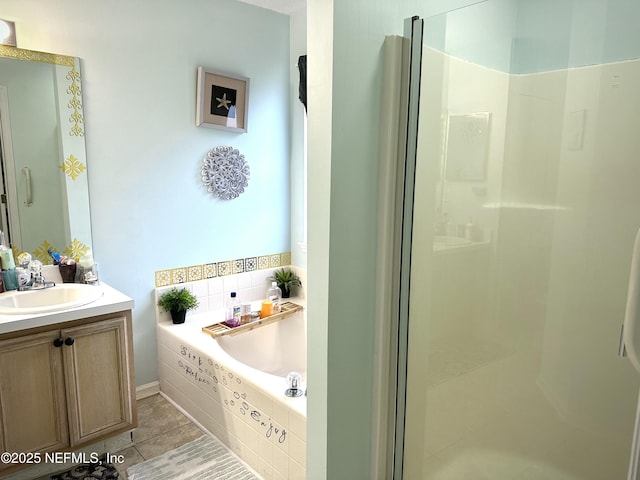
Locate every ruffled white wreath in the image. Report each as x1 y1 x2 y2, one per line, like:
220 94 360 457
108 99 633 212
201 146 250 200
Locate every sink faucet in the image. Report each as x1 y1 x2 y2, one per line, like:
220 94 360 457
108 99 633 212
16 256 55 291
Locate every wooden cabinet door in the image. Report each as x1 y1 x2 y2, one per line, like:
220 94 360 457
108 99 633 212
0 331 69 457
61 314 136 446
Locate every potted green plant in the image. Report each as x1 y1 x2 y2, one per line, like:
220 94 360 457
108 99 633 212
270 267 302 298
157 287 199 324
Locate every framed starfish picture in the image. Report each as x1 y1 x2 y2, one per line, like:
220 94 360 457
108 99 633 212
196 67 249 133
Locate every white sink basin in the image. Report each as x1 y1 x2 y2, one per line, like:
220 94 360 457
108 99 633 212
433 235 472 247
0 283 104 315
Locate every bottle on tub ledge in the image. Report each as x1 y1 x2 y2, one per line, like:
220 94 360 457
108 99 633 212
240 302 252 325
224 291 241 328
260 299 273 318
267 281 282 313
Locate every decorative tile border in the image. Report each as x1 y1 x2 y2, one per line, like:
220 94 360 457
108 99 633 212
154 251 291 288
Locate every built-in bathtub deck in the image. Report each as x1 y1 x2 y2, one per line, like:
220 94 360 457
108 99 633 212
156 307 307 480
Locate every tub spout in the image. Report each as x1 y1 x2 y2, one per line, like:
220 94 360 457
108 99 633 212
285 371 303 398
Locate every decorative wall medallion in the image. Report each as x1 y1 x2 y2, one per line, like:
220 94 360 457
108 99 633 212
201 146 250 200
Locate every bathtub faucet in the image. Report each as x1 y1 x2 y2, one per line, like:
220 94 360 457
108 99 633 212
285 371 303 398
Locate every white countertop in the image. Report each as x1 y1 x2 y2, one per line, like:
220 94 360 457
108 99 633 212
0 282 134 334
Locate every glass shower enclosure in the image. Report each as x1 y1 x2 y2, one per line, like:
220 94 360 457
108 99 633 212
396 2 640 478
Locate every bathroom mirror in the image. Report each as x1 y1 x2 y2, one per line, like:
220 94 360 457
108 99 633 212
444 112 490 181
0 46 92 263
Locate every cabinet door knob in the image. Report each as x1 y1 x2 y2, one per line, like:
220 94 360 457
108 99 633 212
53 338 64 348
64 337 75 346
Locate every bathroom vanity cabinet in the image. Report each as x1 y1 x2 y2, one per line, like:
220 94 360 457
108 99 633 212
0 309 136 474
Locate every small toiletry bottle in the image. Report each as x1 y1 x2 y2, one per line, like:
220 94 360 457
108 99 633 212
225 292 241 327
267 282 282 313
15 267 29 288
240 302 251 324
0 248 18 291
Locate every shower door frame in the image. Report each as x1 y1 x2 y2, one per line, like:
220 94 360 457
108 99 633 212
371 15 423 480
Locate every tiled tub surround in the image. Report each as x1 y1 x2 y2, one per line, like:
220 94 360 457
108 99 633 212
155 269 306 480
156 266 302 316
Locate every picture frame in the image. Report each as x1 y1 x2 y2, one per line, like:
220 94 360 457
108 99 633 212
196 66 249 133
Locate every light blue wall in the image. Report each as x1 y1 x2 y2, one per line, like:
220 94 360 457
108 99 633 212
513 0 640 73
425 0 640 74
427 0 517 73
2 0 292 386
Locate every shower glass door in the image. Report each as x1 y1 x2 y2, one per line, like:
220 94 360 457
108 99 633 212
401 2 640 478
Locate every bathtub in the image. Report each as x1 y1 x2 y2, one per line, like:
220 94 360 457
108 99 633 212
156 302 307 480
217 310 307 377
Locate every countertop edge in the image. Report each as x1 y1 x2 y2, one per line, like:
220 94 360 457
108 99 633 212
0 283 134 334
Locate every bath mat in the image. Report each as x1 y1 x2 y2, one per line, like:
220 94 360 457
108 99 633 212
127 435 259 480
49 462 119 479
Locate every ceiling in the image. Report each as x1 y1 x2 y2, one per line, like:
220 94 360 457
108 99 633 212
235 0 305 15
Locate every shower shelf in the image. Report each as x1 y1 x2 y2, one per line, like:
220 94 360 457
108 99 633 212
202 301 303 339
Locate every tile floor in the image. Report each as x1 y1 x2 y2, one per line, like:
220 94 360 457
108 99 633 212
114 394 205 478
